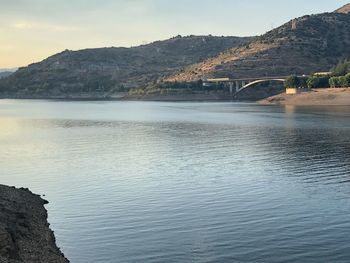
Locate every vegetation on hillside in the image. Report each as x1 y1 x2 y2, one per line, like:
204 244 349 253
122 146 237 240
284 60 350 89
0 35 250 95
129 80 228 96
306 76 330 89
168 11 350 83
331 59 350 76
329 74 350 88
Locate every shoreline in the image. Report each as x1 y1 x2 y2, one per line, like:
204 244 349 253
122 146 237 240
0 88 349 106
259 88 350 106
0 92 235 102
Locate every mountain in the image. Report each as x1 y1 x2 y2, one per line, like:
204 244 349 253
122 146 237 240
0 71 14 79
2 4 350 99
0 68 17 79
0 35 250 94
166 9 350 82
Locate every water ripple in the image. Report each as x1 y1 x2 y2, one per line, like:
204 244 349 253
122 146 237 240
0 101 350 262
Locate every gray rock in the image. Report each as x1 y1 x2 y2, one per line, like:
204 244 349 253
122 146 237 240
0 185 69 263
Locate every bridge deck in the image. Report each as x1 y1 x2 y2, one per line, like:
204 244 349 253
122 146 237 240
205 75 307 82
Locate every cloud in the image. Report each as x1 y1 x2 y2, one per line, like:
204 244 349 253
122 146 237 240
0 45 15 51
11 21 83 32
13 22 33 29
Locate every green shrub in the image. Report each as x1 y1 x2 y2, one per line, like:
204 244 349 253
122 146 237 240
331 59 350 76
345 73 350 85
339 76 348 87
284 76 308 88
329 76 341 88
307 76 330 89
329 75 350 88
284 76 299 88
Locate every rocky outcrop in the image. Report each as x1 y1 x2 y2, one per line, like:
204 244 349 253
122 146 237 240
335 3 350 14
0 185 69 263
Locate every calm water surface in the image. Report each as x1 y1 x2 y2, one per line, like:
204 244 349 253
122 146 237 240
0 100 349 263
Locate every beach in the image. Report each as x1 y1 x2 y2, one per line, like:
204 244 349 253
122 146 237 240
259 88 350 106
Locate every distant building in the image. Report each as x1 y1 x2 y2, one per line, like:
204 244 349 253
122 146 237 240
203 77 230 87
313 72 332 76
286 87 299 95
206 78 230 82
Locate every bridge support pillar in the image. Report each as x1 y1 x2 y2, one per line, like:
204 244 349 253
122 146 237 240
235 81 240 92
229 82 234 94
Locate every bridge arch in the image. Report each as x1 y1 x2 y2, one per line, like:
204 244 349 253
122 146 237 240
234 79 285 96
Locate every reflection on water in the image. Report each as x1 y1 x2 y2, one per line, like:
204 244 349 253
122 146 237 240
0 100 350 263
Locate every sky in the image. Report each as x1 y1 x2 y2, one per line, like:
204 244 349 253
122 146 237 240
0 0 349 68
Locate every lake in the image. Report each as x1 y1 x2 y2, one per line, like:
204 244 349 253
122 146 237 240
0 100 349 263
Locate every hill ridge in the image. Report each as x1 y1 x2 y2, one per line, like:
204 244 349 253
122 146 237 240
167 11 350 82
0 35 250 94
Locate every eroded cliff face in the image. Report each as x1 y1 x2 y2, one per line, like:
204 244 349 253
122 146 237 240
0 185 69 263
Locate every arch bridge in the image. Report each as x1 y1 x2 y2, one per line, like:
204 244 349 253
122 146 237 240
203 76 305 97
234 78 285 96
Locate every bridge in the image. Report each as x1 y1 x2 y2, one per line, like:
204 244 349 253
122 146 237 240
203 76 301 97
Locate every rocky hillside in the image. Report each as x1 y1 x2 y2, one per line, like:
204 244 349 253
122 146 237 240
167 9 350 82
0 71 14 79
0 36 250 94
335 3 350 14
0 185 69 263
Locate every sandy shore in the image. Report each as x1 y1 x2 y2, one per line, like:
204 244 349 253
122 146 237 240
259 88 350 106
2 89 349 105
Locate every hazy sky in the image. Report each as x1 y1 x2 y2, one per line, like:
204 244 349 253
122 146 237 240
0 0 349 68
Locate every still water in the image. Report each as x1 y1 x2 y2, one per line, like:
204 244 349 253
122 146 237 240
0 100 350 263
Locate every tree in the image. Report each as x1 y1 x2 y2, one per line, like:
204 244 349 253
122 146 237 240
284 75 299 88
307 76 318 89
331 59 350 76
345 73 350 87
329 76 340 88
284 75 308 88
307 76 330 89
299 77 308 88
339 76 348 87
